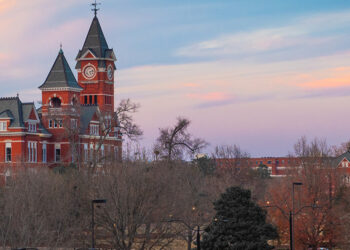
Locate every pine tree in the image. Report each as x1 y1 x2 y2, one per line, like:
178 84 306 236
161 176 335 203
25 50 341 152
201 186 278 250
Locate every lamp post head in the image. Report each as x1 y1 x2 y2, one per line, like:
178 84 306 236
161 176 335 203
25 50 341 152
293 182 302 186
92 199 107 204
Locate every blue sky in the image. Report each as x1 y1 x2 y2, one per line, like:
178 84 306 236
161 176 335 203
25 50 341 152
2 0 350 156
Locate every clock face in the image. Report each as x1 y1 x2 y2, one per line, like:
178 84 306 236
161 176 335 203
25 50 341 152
107 65 114 80
83 65 96 79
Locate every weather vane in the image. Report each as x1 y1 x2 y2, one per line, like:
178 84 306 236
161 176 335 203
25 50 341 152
91 0 101 16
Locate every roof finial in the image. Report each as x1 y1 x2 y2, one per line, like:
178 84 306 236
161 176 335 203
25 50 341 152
59 42 63 54
91 0 100 17
16 93 19 98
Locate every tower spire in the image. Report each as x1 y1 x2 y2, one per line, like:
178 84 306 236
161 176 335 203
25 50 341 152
91 0 100 17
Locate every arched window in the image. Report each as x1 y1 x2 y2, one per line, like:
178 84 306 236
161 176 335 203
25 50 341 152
51 97 61 108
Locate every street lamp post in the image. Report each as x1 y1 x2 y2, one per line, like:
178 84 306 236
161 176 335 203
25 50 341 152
197 225 201 250
167 218 202 250
91 199 107 249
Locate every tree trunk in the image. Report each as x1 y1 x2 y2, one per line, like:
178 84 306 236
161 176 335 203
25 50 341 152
187 228 192 250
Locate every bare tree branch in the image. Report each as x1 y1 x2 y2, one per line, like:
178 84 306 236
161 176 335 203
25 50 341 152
155 117 208 161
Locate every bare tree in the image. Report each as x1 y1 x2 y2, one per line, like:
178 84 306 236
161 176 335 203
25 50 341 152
0 167 91 248
94 163 179 249
115 98 143 141
155 117 207 161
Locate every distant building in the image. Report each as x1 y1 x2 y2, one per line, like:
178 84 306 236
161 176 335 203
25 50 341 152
0 12 122 173
216 152 350 179
215 157 300 177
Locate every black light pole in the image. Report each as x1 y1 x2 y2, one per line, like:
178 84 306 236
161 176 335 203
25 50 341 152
289 210 293 250
91 199 107 249
291 182 302 250
197 225 201 250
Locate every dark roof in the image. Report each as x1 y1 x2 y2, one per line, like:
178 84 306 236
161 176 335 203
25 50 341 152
36 106 42 114
38 122 50 135
333 151 350 167
75 17 115 69
0 110 14 119
39 49 82 90
80 105 99 133
0 97 51 135
76 16 109 59
22 102 35 120
0 97 24 127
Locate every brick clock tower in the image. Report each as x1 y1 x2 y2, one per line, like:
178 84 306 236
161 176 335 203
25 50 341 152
0 5 122 168
75 15 116 114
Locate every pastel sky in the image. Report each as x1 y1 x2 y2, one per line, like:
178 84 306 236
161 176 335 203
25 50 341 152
2 0 350 156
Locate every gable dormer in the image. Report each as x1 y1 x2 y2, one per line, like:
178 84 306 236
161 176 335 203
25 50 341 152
22 103 40 133
0 110 13 131
80 49 98 60
339 157 350 168
79 105 100 135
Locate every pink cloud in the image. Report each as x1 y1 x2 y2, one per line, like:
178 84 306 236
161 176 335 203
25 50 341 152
0 0 15 13
301 77 350 89
297 67 350 89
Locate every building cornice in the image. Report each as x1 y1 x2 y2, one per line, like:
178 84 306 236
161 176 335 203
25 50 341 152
76 57 116 62
0 132 51 138
40 87 82 92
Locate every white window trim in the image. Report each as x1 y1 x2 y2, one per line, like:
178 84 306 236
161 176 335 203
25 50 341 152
0 121 7 131
5 142 11 162
90 124 99 136
28 122 37 132
42 143 47 163
27 142 37 163
55 144 61 162
84 143 88 162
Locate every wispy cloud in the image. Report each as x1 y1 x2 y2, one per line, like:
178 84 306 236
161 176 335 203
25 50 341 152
176 9 350 62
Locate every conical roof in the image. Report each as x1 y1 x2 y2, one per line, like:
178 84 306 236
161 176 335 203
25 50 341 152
39 49 82 90
76 16 110 59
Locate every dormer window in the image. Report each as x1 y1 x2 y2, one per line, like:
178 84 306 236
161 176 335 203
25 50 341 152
90 124 99 136
0 121 7 131
28 122 36 132
50 97 61 108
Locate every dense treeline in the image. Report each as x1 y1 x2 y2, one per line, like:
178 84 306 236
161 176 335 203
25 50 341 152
0 147 271 249
2 113 350 249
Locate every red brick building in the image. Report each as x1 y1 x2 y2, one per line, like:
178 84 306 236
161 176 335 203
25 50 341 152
216 154 350 178
215 157 300 177
0 13 122 172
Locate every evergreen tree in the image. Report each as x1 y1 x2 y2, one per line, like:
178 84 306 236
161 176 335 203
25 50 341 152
201 186 278 250
257 164 271 179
